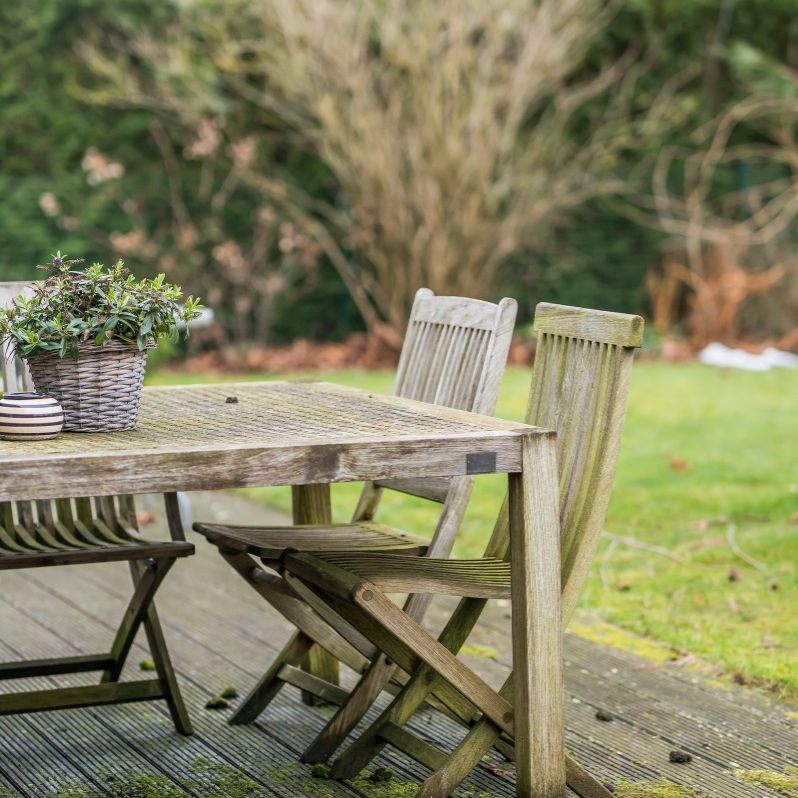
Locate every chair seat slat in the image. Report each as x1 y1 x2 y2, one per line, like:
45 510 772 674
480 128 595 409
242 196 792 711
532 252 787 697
0 539 193 569
301 553 511 598
196 521 429 561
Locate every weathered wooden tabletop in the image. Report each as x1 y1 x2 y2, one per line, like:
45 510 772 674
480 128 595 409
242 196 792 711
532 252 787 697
0 381 543 501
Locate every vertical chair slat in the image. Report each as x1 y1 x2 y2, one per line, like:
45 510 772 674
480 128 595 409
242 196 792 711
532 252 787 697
55 498 76 532
95 496 118 529
117 495 140 534
75 497 94 526
452 329 481 409
0 503 15 534
447 327 476 408
36 501 55 532
433 326 467 406
16 501 35 532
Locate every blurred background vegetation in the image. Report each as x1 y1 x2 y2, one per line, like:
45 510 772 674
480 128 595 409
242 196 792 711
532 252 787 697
2 0 796 696
3 0 798 355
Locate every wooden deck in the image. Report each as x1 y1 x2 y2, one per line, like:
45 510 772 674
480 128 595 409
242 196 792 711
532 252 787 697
0 492 795 798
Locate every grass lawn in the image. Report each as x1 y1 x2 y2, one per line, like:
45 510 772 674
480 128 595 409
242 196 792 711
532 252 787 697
149 362 798 699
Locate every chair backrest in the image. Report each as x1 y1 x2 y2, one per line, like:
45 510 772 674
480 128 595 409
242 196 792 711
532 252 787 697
393 288 516 413
0 282 143 547
490 302 643 622
371 288 517 503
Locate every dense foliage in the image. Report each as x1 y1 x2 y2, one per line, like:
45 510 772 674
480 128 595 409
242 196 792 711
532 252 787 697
0 255 201 358
2 0 797 341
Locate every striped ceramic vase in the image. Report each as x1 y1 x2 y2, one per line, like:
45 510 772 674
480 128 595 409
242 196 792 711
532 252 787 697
0 393 64 441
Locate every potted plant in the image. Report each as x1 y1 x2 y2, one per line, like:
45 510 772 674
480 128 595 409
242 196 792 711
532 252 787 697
0 254 201 432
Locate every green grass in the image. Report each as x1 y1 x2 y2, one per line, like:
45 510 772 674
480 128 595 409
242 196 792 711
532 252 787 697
148 362 798 699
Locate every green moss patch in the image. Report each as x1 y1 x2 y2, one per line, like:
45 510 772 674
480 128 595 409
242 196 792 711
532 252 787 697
346 773 419 798
569 614 679 664
614 779 700 798
56 773 187 798
731 766 798 797
55 758 272 798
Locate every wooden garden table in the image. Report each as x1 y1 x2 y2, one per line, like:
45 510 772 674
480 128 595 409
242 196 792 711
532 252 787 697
0 381 565 796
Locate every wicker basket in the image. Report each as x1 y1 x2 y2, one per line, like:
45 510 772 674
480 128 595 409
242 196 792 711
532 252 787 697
26 340 150 432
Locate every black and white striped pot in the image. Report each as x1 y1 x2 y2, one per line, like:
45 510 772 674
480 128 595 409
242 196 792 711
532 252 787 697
0 393 64 441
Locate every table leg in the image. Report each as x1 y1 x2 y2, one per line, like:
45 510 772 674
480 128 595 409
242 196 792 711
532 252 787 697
291 484 339 704
508 432 565 798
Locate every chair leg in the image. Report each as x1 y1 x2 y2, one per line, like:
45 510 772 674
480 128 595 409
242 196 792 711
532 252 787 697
101 558 175 683
420 696 614 798
324 592 490 777
302 651 395 762
301 581 441 763
327 663 435 777
230 630 314 725
220 549 373 672
282 573 510 781
419 680 510 798
217 548 379 721
291 483 339 703
129 560 193 735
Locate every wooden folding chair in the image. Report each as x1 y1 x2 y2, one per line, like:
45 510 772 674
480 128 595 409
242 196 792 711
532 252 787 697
0 281 194 734
280 303 644 798
193 288 517 755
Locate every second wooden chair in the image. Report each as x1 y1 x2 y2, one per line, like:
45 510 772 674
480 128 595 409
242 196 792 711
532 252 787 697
193 288 517 755
280 303 644 797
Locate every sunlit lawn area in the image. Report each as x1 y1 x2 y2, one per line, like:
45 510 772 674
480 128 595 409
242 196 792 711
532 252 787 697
149 362 798 699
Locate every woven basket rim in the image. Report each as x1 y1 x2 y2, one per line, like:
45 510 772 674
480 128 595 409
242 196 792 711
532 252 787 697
25 338 154 361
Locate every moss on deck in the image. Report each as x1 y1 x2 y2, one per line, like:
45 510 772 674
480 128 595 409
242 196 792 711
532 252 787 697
731 766 798 797
614 781 701 798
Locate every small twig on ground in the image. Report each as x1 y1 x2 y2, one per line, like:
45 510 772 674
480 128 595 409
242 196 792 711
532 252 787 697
603 532 690 564
725 524 773 575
